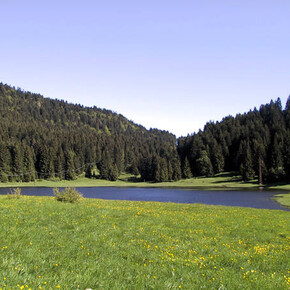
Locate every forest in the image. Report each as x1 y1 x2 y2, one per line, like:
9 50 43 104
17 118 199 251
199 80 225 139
178 97 290 182
0 83 289 183
0 83 181 183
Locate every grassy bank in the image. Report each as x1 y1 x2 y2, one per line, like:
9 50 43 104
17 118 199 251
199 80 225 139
1 172 290 191
273 193 290 208
0 195 289 289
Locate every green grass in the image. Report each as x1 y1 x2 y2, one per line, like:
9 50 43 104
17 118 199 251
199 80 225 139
0 196 289 289
1 172 290 191
273 193 290 208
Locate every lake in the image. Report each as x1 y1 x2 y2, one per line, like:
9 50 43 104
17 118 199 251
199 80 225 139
0 186 288 211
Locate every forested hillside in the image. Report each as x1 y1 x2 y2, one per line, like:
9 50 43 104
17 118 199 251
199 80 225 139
177 98 290 182
0 83 289 184
0 83 181 182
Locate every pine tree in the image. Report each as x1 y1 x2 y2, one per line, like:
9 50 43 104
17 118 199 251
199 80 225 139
64 150 76 180
108 163 119 181
240 142 255 181
10 144 23 182
0 142 10 182
182 157 192 179
283 130 290 180
267 134 285 181
196 150 213 176
167 161 173 181
129 158 139 176
85 164 93 178
172 159 182 181
159 158 169 182
54 149 65 179
98 149 120 181
22 145 36 182
37 146 51 179
211 142 224 173
139 157 154 181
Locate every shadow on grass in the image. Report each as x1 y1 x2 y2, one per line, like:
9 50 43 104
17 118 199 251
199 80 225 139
214 172 238 178
119 176 143 183
210 173 259 186
263 181 290 188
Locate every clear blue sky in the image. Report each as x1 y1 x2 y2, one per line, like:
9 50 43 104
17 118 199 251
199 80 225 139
1 0 289 137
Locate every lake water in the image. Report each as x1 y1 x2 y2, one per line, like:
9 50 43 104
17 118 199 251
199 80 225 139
0 186 288 211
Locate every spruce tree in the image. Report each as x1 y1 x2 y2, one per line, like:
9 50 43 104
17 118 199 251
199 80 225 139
10 144 23 182
159 158 169 182
64 150 76 180
22 145 36 182
85 164 93 178
283 130 290 180
267 134 285 181
239 142 255 181
0 142 9 182
182 157 192 179
196 150 213 176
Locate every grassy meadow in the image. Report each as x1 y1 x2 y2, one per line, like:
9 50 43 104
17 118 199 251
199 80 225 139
0 195 289 289
1 172 290 191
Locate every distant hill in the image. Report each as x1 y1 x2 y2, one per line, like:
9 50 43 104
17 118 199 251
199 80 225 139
0 83 181 182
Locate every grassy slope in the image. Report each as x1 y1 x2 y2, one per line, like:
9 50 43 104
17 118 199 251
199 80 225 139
0 196 289 289
1 172 290 190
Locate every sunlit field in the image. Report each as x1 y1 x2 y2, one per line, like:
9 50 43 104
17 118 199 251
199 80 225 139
0 196 289 289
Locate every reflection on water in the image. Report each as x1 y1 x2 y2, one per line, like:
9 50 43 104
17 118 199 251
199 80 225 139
0 187 288 211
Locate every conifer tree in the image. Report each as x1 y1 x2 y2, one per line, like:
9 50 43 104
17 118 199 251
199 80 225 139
182 157 192 179
64 150 76 180
0 142 10 182
107 163 119 181
85 164 93 178
167 161 173 181
22 144 36 182
172 159 182 181
54 149 65 179
267 134 285 181
283 130 290 180
159 158 169 182
240 143 255 181
10 144 23 182
196 150 213 176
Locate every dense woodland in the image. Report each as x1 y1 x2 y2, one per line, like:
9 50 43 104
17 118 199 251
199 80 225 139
178 98 290 182
0 83 181 183
0 83 289 183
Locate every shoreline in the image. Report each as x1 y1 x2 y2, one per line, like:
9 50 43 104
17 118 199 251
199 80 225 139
0 176 289 191
0 175 289 209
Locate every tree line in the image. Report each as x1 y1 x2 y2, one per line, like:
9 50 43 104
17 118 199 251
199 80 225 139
0 83 289 183
178 98 290 182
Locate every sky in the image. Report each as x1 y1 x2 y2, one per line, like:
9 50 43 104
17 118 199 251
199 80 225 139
1 0 289 137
